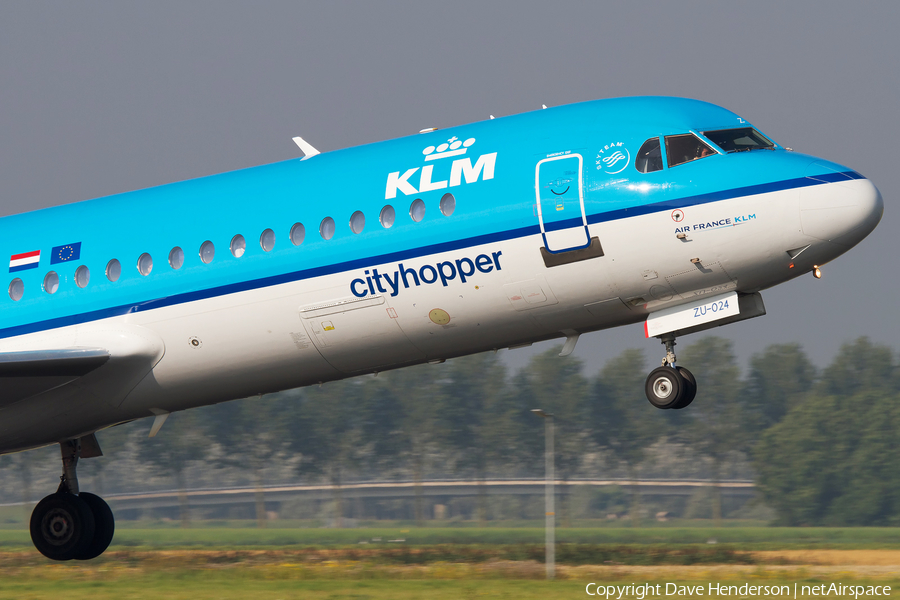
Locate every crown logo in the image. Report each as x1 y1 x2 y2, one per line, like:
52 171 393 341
422 136 476 161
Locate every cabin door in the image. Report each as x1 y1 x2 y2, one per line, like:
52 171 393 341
535 154 590 252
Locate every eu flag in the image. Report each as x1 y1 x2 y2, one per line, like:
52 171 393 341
50 242 82 264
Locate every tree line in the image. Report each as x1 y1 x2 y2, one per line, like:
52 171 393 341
1 336 897 527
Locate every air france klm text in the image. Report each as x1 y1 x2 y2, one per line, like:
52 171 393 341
674 213 756 233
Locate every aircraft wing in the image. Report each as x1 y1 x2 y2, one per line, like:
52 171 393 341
0 348 110 408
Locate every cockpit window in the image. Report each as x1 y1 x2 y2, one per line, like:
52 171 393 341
665 134 716 168
702 127 775 153
635 137 663 173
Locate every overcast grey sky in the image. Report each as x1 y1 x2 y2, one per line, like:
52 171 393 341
0 1 895 374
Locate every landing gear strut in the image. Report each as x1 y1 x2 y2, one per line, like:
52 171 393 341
30 438 115 561
644 334 697 409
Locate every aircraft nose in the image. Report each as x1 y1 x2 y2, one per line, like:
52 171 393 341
799 172 883 247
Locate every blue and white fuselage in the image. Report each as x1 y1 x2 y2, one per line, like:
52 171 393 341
0 97 883 454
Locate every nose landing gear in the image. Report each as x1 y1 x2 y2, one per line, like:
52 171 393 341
30 438 115 561
645 335 697 409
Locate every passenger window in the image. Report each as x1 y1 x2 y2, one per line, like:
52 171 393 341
290 223 305 246
231 234 246 257
665 134 716 168
43 272 59 294
350 211 365 234
379 205 395 228
260 229 275 252
199 241 215 264
410 199 425 223
8 278 23 301
9 277 25 302
106 259 121 282
440 193 456 216
169 247 184 270
320 217 335 240
702 127 774 153
138 253 153 276
635 138 663 173
75 265 90 288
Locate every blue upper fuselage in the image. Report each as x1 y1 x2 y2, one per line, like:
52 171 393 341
0 96 861 338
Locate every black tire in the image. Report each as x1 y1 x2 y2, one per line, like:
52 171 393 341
74 493 115 560
30 492 96 561
672 367 697 409
645 366 684 409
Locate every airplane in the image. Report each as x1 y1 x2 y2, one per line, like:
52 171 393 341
0 96 882 560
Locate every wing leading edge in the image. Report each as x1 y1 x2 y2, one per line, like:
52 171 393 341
0 348 110 407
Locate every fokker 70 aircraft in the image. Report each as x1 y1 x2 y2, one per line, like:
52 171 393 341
0 97 882 559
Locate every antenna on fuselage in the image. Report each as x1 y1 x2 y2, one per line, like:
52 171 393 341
148 408 169 438
292 136 320 159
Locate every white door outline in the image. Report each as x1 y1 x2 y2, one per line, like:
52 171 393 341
535 154 590 253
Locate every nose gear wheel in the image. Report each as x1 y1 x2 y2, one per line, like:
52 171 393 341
645 366 684 409
672 366 697 409
646 334 698 409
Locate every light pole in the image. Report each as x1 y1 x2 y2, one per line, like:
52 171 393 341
531 408 554 580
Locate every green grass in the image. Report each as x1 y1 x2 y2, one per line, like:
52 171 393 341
0 523 899 599
0 578 585 600
84 525 900 549
1 524 899 551
0 568 896 600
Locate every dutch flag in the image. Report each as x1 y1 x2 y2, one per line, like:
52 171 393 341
9 250 40 273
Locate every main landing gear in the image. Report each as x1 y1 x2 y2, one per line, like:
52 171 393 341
30 439 115 561
645 334 697 410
